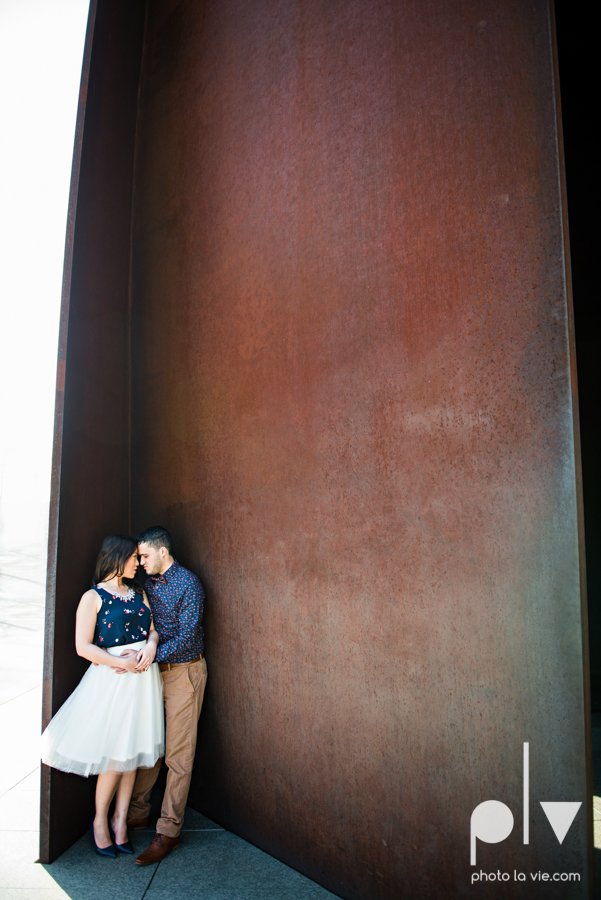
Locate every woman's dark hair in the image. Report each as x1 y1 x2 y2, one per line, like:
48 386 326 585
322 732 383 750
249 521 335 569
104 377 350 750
93 534 141 591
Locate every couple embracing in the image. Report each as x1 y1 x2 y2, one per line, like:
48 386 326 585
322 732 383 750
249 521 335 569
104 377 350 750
41 526 206 866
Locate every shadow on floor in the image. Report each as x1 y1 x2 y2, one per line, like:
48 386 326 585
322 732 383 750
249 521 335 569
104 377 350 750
41 790 338 900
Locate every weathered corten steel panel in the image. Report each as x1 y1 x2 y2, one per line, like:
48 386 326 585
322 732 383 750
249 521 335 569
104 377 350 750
43 0 592 892
40 0 145 863
129 0 591 896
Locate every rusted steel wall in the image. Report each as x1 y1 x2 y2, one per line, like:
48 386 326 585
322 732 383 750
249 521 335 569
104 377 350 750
40 0 145 864
43 0 592 892
129 1 591 897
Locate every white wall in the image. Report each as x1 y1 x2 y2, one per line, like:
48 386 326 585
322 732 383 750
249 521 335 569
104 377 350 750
0 0 89 594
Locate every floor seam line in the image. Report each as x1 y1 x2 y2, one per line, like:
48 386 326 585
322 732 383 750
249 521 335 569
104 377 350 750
0 766 40 795
0 684 43 707
140 859 161 899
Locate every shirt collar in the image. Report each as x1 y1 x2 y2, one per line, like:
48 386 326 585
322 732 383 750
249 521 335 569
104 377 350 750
148 559 179 585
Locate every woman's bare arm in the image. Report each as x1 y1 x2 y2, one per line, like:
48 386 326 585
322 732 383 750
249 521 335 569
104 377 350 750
75 589 138 673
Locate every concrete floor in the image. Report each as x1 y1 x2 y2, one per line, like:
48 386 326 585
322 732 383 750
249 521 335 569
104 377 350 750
1 549 600 898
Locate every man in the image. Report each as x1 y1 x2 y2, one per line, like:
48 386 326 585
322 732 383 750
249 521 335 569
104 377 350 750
126 525 207 865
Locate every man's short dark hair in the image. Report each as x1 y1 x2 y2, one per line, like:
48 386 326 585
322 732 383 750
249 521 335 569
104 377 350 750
137 525 173 554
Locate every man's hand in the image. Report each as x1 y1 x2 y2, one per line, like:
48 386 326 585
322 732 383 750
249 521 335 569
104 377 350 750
135 642 157 673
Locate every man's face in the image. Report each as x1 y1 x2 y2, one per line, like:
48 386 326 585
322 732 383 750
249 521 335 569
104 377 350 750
138 542 163 575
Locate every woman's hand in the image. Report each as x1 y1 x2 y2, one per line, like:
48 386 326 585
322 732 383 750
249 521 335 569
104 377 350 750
135 642 156 673
112 650 140 674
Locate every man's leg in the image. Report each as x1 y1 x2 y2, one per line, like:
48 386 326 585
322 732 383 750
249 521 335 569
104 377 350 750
127 757 163 823
157 658 207 837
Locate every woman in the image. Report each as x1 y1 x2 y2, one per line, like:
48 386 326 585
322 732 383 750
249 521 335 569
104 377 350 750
41 534 164 857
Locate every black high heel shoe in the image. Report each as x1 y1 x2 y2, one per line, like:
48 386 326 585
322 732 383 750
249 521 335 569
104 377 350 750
110 820 134 854
115 839 134 854
89 821 117 858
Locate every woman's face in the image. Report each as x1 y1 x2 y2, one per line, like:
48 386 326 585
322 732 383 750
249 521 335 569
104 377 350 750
122 550 139 580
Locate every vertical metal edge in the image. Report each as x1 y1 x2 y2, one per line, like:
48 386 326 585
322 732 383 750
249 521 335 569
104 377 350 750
127 1 149 536
548 3 594 895
39 0 99 866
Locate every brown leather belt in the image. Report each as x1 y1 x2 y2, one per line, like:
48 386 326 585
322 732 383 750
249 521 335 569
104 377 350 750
159 653 203 672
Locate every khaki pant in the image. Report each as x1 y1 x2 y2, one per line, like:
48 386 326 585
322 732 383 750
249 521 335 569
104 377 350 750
128 657 207 837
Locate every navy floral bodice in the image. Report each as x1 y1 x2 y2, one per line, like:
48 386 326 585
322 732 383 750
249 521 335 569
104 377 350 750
93 586 151 647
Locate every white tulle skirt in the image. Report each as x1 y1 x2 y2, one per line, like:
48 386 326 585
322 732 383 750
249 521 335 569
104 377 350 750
41 640 164 777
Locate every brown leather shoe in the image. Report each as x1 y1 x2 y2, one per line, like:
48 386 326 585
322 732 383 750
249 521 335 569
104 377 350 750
135 832 180 866
126 815 149 831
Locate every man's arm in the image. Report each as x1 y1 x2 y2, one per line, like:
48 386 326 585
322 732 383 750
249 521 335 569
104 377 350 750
155 578 204 662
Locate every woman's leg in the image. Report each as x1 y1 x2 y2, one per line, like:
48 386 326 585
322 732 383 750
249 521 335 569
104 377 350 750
94 771 121 848
110 770 137 845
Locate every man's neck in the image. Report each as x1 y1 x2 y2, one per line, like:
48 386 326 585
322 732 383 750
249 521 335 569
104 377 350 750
159 555 175 576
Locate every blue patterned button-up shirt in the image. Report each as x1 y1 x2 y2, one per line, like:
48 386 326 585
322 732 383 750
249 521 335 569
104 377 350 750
145 559 204 663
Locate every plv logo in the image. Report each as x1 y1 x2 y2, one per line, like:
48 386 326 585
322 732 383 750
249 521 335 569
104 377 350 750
470 743 582 864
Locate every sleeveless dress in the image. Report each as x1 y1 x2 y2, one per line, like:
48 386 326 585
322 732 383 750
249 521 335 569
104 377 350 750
41 586 164 777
